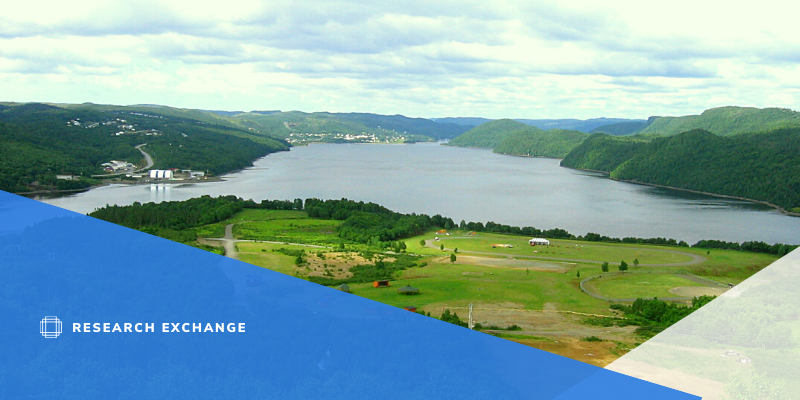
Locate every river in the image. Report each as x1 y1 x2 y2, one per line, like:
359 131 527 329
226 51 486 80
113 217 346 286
36 142 800 244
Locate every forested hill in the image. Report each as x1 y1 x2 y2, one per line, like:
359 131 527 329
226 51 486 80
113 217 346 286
446 119 530 148
493 127 589 158
562 128 800 212
560 134 648 172
0 103 288 193
636 106 800 137
230 111 470 143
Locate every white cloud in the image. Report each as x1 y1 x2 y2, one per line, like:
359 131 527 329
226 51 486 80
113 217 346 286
1 0 800 118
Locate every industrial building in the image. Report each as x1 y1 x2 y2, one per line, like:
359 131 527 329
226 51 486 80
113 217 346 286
148 170 174 179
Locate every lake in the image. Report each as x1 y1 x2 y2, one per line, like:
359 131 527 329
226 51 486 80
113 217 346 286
37 142 800 244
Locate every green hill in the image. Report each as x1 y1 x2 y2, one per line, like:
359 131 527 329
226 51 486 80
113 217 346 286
232 111 469 143
493 127 589 158
0 103 288 194
446 119 529 148
638 106 800 137
562 128 800 212
560 134 648 172
590 121 649 135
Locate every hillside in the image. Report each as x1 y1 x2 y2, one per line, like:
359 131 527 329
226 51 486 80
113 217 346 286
232 111 469 143
560 134 648 172
446 119 530 148
0 103 288 194
431 117 645 132
590 121 650 135
638 106 800 137
562 128 800 212
493 128 589 158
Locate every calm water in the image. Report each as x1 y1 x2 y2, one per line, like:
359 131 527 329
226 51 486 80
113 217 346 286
38 142 800 244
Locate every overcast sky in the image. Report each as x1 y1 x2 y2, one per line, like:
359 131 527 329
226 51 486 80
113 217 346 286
3 0 800 119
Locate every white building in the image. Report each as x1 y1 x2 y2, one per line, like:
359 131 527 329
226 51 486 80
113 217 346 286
148 170 174 179
529 238 551 246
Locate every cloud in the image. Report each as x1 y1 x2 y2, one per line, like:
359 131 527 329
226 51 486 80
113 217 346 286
1 0 799 118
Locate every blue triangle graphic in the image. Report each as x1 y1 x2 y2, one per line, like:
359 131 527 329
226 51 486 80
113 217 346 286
0 191 697 399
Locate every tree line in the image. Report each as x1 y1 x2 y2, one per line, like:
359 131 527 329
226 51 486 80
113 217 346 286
90 196 797 256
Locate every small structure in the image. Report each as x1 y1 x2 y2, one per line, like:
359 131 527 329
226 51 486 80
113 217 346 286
529 238 551 246
101 160 134 171
373 280 390 288
491 244 513 248
56 175 76 180
337 284 351 293
403 306 418 312
148 170 174 179
436 229 450 235
397 284 420 295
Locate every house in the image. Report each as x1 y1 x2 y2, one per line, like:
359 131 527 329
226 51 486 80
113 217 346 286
373 280 390 288
56 175 76 180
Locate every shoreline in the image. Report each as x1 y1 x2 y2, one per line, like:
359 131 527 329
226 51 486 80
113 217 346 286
561 165 800 217
17 177 226 198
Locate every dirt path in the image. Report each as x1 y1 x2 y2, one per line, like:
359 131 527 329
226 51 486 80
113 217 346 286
200 223 327 260
424 237 706 267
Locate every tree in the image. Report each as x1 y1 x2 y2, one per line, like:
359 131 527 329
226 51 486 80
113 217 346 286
576 270 581 278
619 260 629 272
601 261 609 272
633 258 639 268
440 244 445 251
454 247 458 253
450 253 457 264
420 239 426 247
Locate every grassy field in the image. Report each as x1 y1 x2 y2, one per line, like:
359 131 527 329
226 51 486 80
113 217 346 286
195 209 782 366
585 274 708 299
406 232 695 265
234 218 342 244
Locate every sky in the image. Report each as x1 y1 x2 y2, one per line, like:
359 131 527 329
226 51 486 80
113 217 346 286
2 0 800 119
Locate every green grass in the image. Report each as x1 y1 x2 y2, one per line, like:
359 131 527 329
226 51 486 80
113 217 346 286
586 274 706 299
342 261 610 315
234 218 342 244
195 217 779 317
226 209 309 223
406 231 694 265
236 242 318 276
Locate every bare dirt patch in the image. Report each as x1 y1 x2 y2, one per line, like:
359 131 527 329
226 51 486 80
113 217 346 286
442 255 572 272
507 337 624 367
304 252 394 279
669 286 728 297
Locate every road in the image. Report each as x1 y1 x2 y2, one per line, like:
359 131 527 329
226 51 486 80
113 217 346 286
424 237 706 267
133 144 154 172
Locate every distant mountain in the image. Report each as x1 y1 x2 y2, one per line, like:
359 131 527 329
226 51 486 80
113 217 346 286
430 117 492 127
201 109 246 116
493 128 590 158
590 121 650 135
637 106 800 137
446 119 529 148
516 118 646 133
431 117 645 132
234 111 470 142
